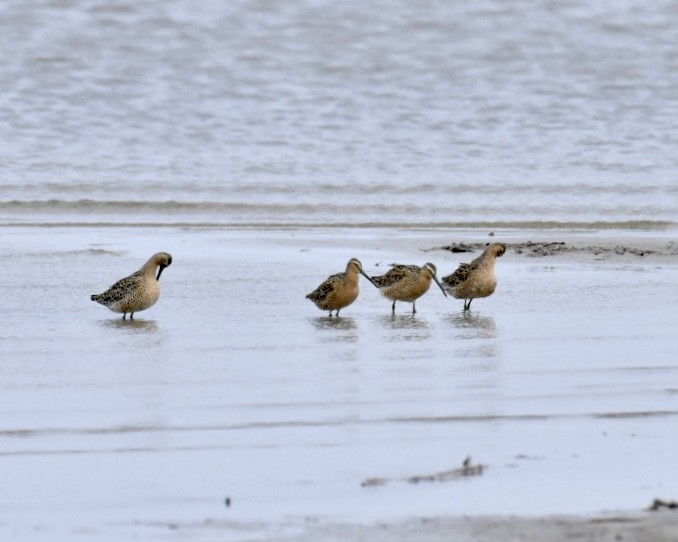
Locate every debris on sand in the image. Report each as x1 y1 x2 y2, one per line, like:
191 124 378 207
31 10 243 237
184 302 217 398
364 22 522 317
361 456 485 488
433 241 678 259
442 243 476 253
648 498 678 511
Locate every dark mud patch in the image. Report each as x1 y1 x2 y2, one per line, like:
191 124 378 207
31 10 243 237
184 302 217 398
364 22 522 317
362 457 485 488
431 241 678 258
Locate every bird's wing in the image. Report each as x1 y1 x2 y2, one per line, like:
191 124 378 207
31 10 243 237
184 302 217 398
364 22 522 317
442 262 473 287
307 273 341 300
95 274 140 303
371 264 417 287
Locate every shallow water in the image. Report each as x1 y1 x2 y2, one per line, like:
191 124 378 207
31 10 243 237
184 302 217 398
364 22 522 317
1 0 678 227
0 227 676 540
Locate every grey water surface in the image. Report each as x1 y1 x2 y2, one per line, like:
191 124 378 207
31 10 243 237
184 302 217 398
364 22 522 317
1 0 677 227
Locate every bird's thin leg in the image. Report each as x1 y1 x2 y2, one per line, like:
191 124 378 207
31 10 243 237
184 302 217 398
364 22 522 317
130 313 134 320
412 302 416 314
122 313 127 320
392 300 396 314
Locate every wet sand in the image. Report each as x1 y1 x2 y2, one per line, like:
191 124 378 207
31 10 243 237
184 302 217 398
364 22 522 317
264 512 678 541
0 226 677 540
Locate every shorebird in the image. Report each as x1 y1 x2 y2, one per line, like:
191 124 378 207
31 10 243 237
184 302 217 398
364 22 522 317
442 243 506 311
371 262 447 314
91 252 173 319
306 258 377 317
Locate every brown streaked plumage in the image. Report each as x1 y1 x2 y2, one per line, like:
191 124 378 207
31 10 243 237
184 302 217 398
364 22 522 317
91 252 173 319
442 243 506 311
306 258 378 317
371 262 447 314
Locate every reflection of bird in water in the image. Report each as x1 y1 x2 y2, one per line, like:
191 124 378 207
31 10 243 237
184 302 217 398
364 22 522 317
379 313 430 330
310 315 358 333
447 312 496 335
442 243 505 311
371 262 447 314
306 258 378 317
91 252 173 320
377 314 432 344
447 312 497 357
101 318 159 334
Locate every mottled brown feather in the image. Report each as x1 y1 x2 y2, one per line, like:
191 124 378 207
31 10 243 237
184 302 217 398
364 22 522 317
371 264 420 289
371 262 446 313
306 258 374 316
91 252 172 318
442 243 505 310
441 262 472 288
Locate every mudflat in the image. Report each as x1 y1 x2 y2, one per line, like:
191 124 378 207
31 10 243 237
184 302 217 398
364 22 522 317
0 226 676 541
